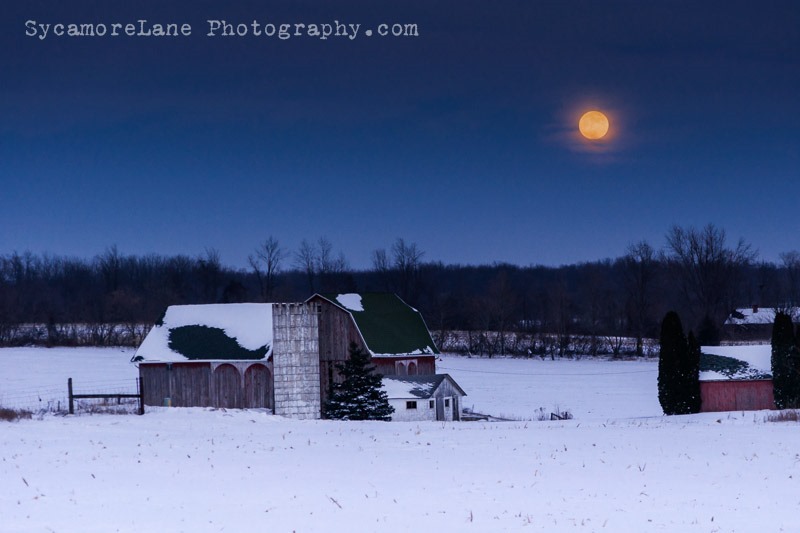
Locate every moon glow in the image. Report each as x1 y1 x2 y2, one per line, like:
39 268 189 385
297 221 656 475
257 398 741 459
579 110 610 140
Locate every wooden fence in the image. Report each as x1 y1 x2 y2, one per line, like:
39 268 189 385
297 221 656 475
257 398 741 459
68 377 144 415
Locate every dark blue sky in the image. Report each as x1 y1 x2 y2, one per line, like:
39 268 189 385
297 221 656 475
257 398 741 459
2 1 798 268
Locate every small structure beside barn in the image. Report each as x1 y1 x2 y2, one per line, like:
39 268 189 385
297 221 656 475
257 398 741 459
134 293 465 421
382 374 466 422
700 379 774 412
699 345 775 412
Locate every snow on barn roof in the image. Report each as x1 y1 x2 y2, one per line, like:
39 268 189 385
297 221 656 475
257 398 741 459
135 303 273 362
699 344 772 381
308 293 440 357
382 374 466 400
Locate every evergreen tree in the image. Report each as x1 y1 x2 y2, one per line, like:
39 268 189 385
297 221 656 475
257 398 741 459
685 331 702 413
324 342 394 421
658 311 700 415
659 311 685 415
771 312 800 409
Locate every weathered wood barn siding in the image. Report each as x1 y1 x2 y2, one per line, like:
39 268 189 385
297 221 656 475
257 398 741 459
374 356 436 377
244 364 271 408
139 361 273 409
433 378 463 421
700 379 775 412
314 298 366 403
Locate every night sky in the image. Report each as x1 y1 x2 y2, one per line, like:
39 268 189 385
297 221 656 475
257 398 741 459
2 1 798 268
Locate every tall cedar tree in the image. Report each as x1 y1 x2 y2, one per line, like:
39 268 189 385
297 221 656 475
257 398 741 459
658 311 701 415
685 331 702 413
324 342 394 421
771 312 800 409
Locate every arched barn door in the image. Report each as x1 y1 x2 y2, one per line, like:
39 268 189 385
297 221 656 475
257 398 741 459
214 364 243 408
407 362 417 376
244 364 272 409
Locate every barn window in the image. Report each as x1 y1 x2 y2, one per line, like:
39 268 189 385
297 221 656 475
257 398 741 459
429 400 434 409
445 398 450 407
406 401 417 410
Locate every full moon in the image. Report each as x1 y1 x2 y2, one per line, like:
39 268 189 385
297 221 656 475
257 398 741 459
579 110 609 140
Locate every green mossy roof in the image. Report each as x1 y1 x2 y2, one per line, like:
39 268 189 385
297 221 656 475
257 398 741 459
314 293 440 356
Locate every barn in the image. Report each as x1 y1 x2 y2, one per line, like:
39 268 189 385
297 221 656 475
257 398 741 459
699 345 775 412
134 293 465 420
134 303 275 409
382 374 466 422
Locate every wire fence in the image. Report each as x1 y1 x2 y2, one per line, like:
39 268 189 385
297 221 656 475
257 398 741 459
0 378 141 415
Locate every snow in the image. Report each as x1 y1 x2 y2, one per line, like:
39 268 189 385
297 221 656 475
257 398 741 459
135 303 273 361
372 347 434 357
725 307 780 325
699 344 772 381
381 376 437 399
0 347 137 411
334 293 364 312
2 347 799 532
438 354 661 420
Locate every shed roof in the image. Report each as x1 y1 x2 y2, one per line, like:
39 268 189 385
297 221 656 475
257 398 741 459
381 374 466 400
699 344 772 381
308 293 440 356
135 303 272 362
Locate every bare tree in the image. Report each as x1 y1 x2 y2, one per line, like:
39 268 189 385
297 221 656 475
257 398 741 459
248 237 285 301
97 245 122 293
371 248 392 291
780 251 800 309
392 238 425 302
294 239 318 294
664 224 757 332
547 277 572 358
308 237 350 293
197 248 222 302
623 240 657 356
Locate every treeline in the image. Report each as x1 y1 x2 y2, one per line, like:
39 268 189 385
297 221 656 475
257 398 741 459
1 224 799 354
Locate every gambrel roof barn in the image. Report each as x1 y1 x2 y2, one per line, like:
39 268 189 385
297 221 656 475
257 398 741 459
134 294 465 420
308 293 439 357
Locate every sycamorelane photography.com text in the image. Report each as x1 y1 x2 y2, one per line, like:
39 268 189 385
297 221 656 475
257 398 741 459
25 18 420 41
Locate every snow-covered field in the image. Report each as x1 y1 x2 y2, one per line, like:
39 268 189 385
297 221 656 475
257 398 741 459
1 347 799 532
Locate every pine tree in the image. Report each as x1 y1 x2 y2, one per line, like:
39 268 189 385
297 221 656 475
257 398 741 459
659 311 685 415
658 311 700 415
685 331 702 413
324 342 395 421
771 312 800 409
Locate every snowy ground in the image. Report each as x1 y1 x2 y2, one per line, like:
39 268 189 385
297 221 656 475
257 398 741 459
1 347 799 532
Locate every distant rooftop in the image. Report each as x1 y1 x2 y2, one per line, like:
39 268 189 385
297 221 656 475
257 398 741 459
725 307 776 325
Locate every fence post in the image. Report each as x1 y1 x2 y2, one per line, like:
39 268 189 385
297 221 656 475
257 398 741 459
68 378 74 415
138 377 145 415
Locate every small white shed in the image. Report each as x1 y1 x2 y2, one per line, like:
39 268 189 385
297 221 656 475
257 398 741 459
382 374 466 422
